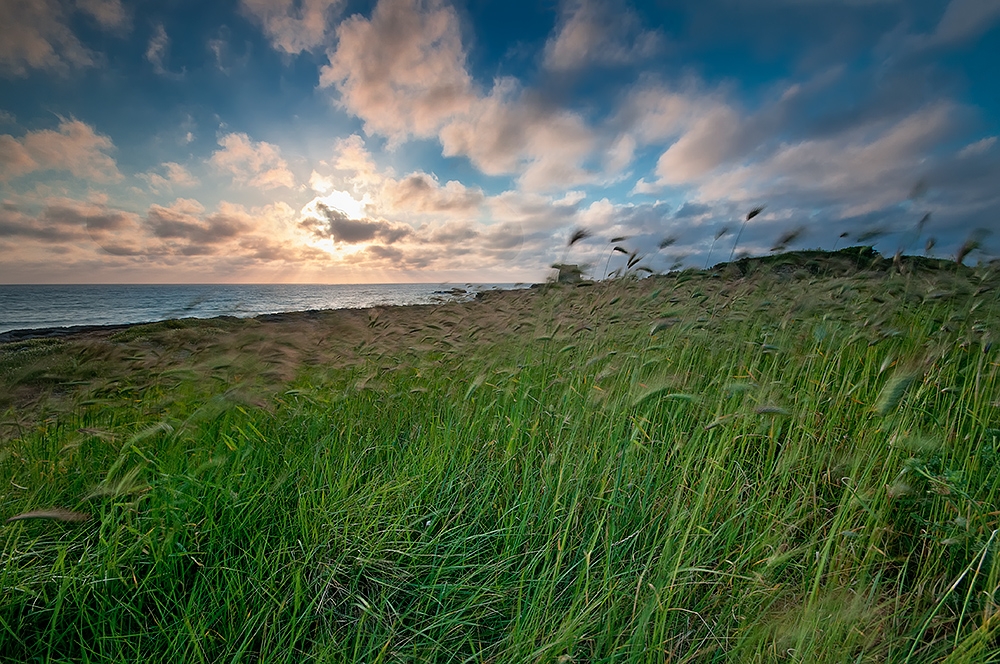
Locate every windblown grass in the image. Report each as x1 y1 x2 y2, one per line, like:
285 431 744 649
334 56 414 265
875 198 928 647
2 248 1000 662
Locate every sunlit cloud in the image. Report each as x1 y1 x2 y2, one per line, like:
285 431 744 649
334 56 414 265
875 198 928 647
138 162 198 194
319 0 476 142
210 132 296 189
240 0 343 55
0 118 121 182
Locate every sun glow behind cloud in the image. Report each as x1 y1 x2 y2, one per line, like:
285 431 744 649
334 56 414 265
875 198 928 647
299 189 372 256
302 189 369 221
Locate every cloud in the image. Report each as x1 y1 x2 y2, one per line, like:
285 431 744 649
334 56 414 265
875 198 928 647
438 80 598 191
241 0 343 54
1 196 316 265
699 102 960 207
146 23 182 77
674 201 712 218
319 0 476 142
616 82 712 144
314 0 625 191
0 136 36 180
329 134 382 189
958 136 997 158
206 26 250 75
919 0 1000 49
381 172 484 213
296 136 601 272
300 204 411 244
0 118 121 182
543 0 662 71
308 133 485 217
139 162 198 193
0 0 94 77
76 0 128 30
0 198 140 252
654 104 746 185
309 170 334 193
614 100 999 263
144 200 302 259
148 198 252 245
0 0 127 77
316 0 606 190
210 132 296 189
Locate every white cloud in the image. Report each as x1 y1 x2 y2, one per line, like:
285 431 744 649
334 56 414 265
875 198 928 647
654 104 745 185
616 83 709 144
605 134 637 173
210 133 296 189
381 172 484 214
330 134 382 188
309 170 335 193
958 136 997 158
241 0 343 54
307 134 483 219
630 177 660 196
439 79 598 191
555 190 587 206
139 162 199 193
319 0 476 143
0 118 121 182
315 0 657 191
698 102 959 208
543 0 662 72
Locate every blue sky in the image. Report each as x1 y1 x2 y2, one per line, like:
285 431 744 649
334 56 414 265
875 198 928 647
1 0 998 283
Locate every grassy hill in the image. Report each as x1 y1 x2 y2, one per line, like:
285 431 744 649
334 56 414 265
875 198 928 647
2 247 999 662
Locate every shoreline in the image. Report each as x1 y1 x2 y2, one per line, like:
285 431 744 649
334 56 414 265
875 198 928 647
0 285 525 344
0 287 527 345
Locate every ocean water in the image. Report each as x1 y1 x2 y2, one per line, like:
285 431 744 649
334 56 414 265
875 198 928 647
0 283 521 334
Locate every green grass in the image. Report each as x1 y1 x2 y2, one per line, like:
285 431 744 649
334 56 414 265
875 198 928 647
2 248 1000 662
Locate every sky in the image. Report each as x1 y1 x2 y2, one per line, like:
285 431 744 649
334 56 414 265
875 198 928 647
1 0 998 284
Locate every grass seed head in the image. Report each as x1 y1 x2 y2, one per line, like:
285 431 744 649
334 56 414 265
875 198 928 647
568 228 592 246
7 508 90 523
875 371 918 416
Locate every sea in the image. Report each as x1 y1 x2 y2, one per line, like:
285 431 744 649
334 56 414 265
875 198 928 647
0 283 524 335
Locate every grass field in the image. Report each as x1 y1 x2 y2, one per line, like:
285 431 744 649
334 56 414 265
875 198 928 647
2 247 1000 662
